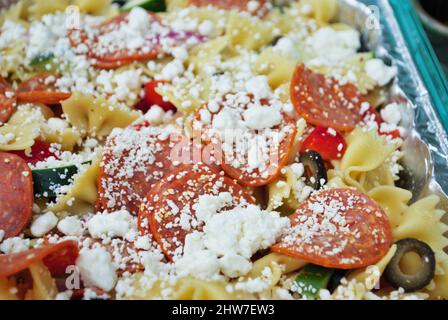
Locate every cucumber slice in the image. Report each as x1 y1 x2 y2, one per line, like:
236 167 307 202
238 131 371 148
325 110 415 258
32 162 90 198
121 0 166 12
29 53 56 73
295 264 334 299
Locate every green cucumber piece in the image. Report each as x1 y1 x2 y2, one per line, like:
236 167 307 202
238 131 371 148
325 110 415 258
32 162 91 198
295 264 334 299
121 0 166 12
29 53 56 73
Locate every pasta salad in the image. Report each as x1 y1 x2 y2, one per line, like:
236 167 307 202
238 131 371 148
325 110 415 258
0 0 447 300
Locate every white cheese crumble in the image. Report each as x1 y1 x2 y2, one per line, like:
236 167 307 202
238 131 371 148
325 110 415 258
76 247 117 292
365 59 397 86
0 20 26 50
57 216 84 237
175 200 290 279
0 237 30 254
245 75 272 99
380 103 401 125
30 211 58 237
242 105 282 130
307 27 360 63
87 210 136 240
161 59 185 81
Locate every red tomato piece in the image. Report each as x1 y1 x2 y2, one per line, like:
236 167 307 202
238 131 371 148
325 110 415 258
16 73 71 105
0 77 16 124
381 129 401 139
272 188 393 269
0 241 79 278
0 152 33 239
189 0 269 16
362 106 402 139
10 140 57 165
291 64 364 132
139 80 176 113
300 127 347 161
139 168 256 261
96 123 220 215
362 106 382 127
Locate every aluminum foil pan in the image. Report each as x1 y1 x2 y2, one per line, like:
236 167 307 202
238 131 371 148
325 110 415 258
0 0 447 227
337 0 448 232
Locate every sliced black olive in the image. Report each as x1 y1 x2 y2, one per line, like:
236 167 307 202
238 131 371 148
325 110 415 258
112 0 127 6
269 36 283 47
299 151 327 190
384 238 435 292
327 269 349 293
395 163 416 192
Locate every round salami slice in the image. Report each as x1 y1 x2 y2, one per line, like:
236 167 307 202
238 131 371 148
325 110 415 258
138 169 255 261
0 77 16 124
96 122 220 215
68 13 160 70
0 152 33 239
194 94 298 187
0 241 79 278
189 0 269 16
220 116 297 187
271 188 393 269
290 64 364 132
16 73 71 105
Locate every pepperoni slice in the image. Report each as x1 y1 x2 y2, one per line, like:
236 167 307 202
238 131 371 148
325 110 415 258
68 13 160 70
220 119 297 187
194 95 297 187
139 168 255 261
16 73 71 105
0 152 33 239
0 77 16 124
96 122 220 215
271 188 393 269
290 64 365 132
0 241 79 278
189 0 269 16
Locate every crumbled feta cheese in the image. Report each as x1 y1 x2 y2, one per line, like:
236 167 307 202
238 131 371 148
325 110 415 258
175 201 289 279
380 103 401 125
365 59 397 86
242 105 282 130
0 237 30 254
76 247 117 291
57 216 84 237
55 291 73 300
87 210 135 239
172 47 188 62
30 212 58 237
274 37 300 60
198 20 213 36
245 76 272 99
143 105 166 125
161 59 185 81
194 192 233 223
47 118 69 133
308 27 360 62
0 20 26 50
